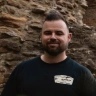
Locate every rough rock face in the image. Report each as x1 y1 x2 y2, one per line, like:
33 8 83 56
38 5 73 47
83 0 96 27
0 0 96 93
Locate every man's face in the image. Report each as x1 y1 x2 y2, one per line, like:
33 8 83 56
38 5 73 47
40 20 72 56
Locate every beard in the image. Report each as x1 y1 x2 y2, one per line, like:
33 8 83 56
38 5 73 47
42 41 68 56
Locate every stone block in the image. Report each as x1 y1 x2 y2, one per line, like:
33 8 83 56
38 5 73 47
0 47 8 53
0 40 21 52
5 53 24 61
0 74 4 84
0 12 27 28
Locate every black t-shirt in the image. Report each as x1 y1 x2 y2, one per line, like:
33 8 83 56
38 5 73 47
1 56 96 96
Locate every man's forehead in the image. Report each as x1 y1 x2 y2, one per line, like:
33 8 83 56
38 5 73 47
41 20 69 34
43 20 67 28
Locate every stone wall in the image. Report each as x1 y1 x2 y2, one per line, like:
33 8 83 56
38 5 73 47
0 0 96 93
83 0 96 27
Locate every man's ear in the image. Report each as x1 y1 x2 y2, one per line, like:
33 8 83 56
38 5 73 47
68 33 72 42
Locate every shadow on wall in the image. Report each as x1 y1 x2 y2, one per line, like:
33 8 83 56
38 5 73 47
83 0 96 27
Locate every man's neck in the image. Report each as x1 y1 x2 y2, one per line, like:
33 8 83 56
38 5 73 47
41 52 67 64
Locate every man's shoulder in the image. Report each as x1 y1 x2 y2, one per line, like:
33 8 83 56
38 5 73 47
15 56 41 69
22 56 40 64
10 56 40 75
68 57 91 73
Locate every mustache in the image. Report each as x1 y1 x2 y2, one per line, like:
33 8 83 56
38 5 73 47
47 41 59 44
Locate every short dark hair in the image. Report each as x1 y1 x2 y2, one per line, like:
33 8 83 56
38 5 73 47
43 9 69 31
44 9 65 22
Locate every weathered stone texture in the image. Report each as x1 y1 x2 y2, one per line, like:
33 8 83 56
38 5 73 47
68 25 96 77
83 0 96 27
0 0 96 93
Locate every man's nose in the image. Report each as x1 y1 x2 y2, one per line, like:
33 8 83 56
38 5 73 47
50 33 56 39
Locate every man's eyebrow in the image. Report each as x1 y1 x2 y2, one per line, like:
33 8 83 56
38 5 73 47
43 30 52 34
43 30 52 32
55 30 63 32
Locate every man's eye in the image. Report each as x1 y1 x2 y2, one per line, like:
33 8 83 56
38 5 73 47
44 31 51 35
56 31 64 35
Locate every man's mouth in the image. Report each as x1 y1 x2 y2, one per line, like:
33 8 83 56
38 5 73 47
48 43 59 47
47 41 59 44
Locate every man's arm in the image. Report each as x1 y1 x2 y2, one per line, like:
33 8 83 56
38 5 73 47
82 68 96 96
1 63 23 96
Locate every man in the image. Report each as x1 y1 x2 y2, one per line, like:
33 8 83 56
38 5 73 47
1 10 96 96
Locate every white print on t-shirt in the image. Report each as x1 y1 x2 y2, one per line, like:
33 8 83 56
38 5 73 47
54 75 74 85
